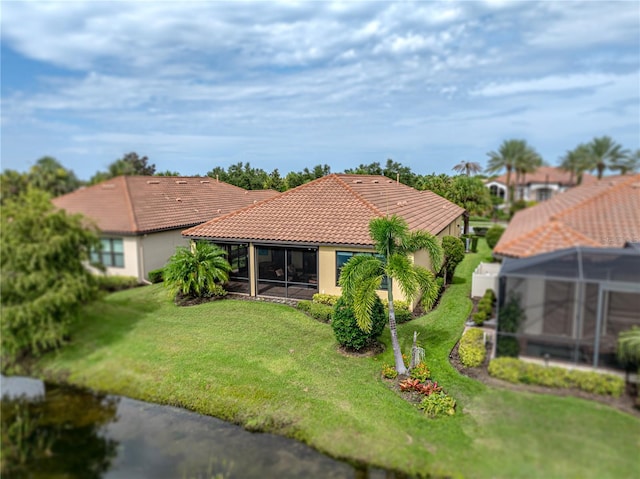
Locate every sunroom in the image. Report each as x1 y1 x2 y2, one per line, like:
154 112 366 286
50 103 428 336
495 245 640 371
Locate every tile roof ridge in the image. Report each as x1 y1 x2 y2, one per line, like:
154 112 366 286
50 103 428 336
555 174 638 221
122 176 140 233
525 221 599 255
332 174 387 217
183 176 331 235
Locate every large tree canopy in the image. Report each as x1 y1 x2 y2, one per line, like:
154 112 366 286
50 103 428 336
1 188 100 363
89 152 156 184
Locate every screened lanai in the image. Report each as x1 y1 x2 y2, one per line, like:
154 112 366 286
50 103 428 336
496 246 640 370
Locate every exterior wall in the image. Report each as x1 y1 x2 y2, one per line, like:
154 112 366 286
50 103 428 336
471 262 501 298
318 245 403 304
435 214 464 240
140 229 191 281
88 236 140 279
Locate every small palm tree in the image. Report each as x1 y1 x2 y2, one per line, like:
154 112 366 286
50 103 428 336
611 149 639 175
339 216 443 375
164 241 232 298
452 161 482 177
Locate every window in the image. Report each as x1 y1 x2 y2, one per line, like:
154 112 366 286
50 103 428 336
536 188 553 201
336 251 388 290
91 238 124 268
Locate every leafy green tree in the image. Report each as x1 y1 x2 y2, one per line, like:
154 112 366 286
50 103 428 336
338 216 443 374
264 168 286 192
452 160 482 176
155 170 182 176
206 162 270 190
163 242 232 298
89 152 155 183
345 159 417 187
0 169 29 204
284 164 330 189
1 188 100 363
588 136 627 179
28 156 81 197
416 173 452 197
449 176 493 217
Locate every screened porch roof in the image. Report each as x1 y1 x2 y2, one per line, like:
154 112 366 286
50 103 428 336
499 245 640 287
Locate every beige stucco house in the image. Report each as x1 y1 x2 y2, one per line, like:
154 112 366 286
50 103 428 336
52 176 278 282
183 174 465 307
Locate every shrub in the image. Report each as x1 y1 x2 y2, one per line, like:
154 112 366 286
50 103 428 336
312 293 339 306
307 302 333 323
96 275 140 292
148 268 164 284
470 235 479 253
488 358 625 397
419 392 456 418
297 300 312 313
473 227 489 237
381 363 398 379
483 289 496 303
383 300 412 324
509 199 528 217
485 225 505 249
472 310 488 326
332 295 386 351
459 328 486 367
410 362 431 381
208 284 227 297
440 236 465 283
477 298 493 314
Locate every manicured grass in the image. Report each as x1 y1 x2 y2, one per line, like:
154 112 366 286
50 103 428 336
34 240 640 478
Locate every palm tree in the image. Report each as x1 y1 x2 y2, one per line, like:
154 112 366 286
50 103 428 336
339 215 443 375
514 147 543 199
452 160 482 176
610 149 639 175
486 139 534 206
588 136 627 179
164 241 232 298
559 144 593 185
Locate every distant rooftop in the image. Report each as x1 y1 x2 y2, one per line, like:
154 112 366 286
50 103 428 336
183 174 465 246
52 176 278 235
494 174 640 258
489 166 597 187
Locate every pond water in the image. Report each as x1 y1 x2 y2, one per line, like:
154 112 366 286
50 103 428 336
1 376 401 479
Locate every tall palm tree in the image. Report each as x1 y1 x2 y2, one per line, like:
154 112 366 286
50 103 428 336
559 143 593 185
610 149 639 175
589 136 627 179
164 241 232 298
452 160 482 176
514 147 543 199
339 216 443 375
486 139 535 206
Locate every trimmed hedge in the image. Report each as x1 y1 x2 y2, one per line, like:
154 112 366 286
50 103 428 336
148 268 164 283
488 357 625 397
459 328 486 367
312 293 339 306
96 275 140 292
485 225 505 249
297 301 333 323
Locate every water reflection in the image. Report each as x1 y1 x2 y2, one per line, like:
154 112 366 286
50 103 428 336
1 379 119 478
1 377 399 479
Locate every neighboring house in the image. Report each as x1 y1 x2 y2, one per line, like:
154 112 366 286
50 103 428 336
492 174 640 370
52 176 278 282
183 174 465 306
486 166 597 203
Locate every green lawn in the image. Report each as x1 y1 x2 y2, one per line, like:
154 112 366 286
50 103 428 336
34 240 640 478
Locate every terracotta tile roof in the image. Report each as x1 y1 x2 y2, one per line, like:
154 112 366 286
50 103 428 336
494 174 640 258
490 166 597 187
183 174 464 246
52 176 279 235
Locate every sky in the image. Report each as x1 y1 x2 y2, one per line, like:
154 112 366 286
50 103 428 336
1 0 639 181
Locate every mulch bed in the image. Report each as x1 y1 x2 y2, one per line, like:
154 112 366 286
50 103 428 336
449 336 640 417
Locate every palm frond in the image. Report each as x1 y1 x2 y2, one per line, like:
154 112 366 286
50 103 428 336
338 254 383 302
403 231 443 272
414 266 439 310
369 215 409 256
617 326 640 365
386 253 419 302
